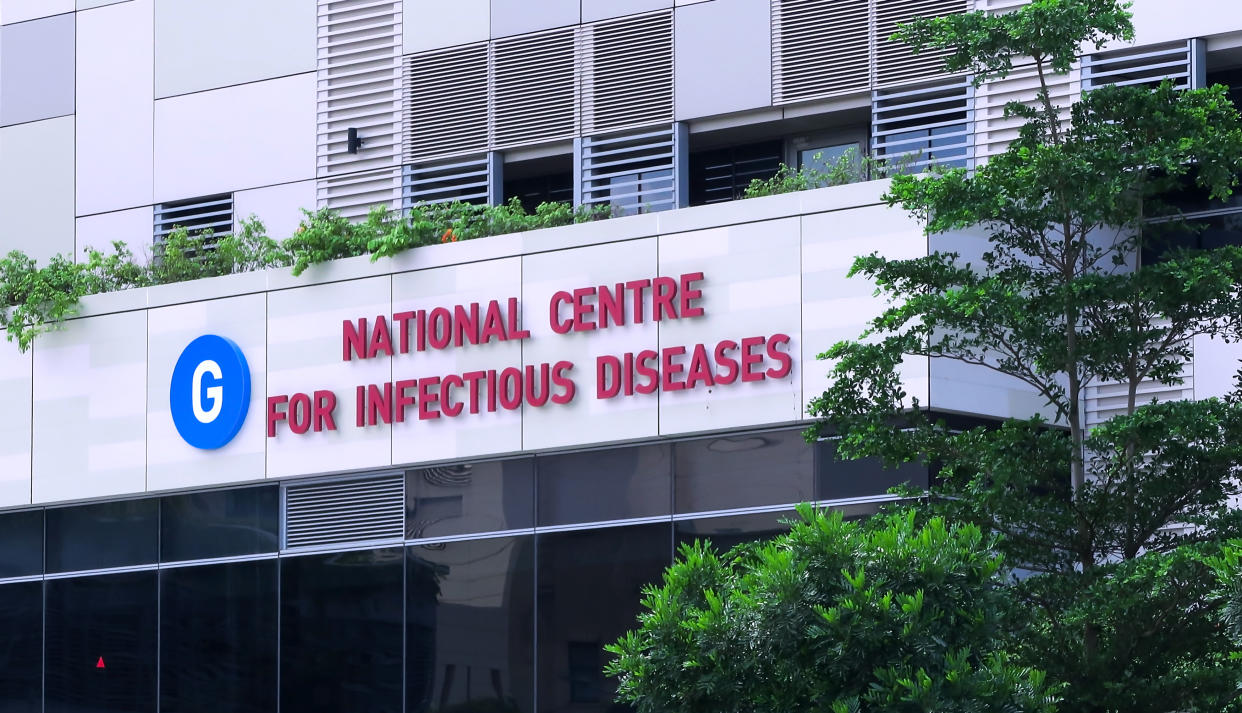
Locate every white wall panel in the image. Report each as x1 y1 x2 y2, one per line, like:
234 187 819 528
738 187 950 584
75 206 154 264
582 0 672 22
674 0 772 121
147 295 267 491
402 0 488 53
658 220 803 434
233 180 316 242
522 238 659 450
154 73 316 202
1125 0 1240 49
1194 334 1242 401
76 0 154 216
0 13 75 126
0 116 75 262
391 258 524 464
267 277 393 478
801 205 929 417
0 0 72 25
32 311 147 503
0 332 32 507
155 0 316 98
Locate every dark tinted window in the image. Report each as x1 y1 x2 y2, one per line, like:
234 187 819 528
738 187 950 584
689 140 783 205
161 486 279 562
407 459 534 539
0 581 42 712
504 171 572 213
408 537 535 713
160 561 278 713
281 548 404 713
45 571 158 713
815 441 928 501
46 498 158 573
675 510 795 553
537 444 671 526
674 429 814 514
536 523 671 713
0 508 42 577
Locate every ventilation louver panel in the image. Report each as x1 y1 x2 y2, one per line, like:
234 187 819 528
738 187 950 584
403 43 490 162
319 166 401 219
875 0 968 88
284 475 405 549
580 10 674 135
493 27 578 149
1083 40 1199 91
580 125 677 215
974 60 1079 161
872 77 973 171
317 0 403 178
772 0 870 103
403 155 492 208
154 194 233 260
1085 369 1194 428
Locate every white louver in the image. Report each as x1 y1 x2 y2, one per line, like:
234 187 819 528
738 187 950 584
971 0 1026 11
316 0 403 179
580 125 678 215
403 42 490 162
318 166 401 219
1083 40 1203 91
872 76 973 171
875 0 968 88
284 474 406 549
974 60 1079 161
493 27 578 149
154 194 233 242
403 154 495 207
771 0 870 103
580 10 674 135
1085 370 1194 429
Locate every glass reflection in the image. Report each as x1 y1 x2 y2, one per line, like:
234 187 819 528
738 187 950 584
281 548 404 713
407 459 534 540
0 581 41 713
674 429 813 514
0 508 42 578
815 441 928 501
537 523 671 713
408 537 535 713
674 510 794 553
46 498 158 573
161 487 279 562
537 444 671 526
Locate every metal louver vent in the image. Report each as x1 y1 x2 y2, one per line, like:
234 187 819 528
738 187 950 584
154 193 233 244
402 154 497 208
319 166 401 219
580 10 673 135
772 0 870 103
284 475 405 549
316 0 403 178
875 0 967 88
974 59 1079 161
872 77 973 171
1083 40 1203 91
493 26 578 149
580 124 679 215
403 42 490 162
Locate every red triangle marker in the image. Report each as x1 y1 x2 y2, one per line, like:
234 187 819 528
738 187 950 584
96 656 105 669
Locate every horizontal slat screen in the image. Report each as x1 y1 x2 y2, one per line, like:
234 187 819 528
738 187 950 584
284 475 405 549
493 26 578 149
872 76 973 171
403 42 490 162
580 10 674 135
875 0 967 88
580 125 677 215
772 0 870 103
403 155 493 207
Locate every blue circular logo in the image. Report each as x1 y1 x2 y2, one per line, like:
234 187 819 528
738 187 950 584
170 335 252 450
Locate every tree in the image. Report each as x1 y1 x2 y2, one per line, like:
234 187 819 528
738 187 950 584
606 505 1058 713
808 1 1242 710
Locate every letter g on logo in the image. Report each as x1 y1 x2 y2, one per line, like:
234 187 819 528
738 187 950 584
170 335 251 449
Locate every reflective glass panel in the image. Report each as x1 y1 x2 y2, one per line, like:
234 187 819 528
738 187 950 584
408 536 535 713
406 459 534 539
536 523 671 713
537 444 671 526
674 429 813 514
161 486 279 562
815 441 928 501
674 510 795 553
45 571 158 713
160 560 277 713
0 508 42 578
46 498 158 573
281 548 404 713
0 581 42 713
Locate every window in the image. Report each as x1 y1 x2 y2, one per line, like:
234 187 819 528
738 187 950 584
689 140 783 205
161 486 279 562
815 440 929 501
674 429 814 514
503 155 573 213
46 498 158 573
536 444 672 526
153 193 234 259
0 508 42 578
406 458 535 540
0 581 42 712
675 510 795 553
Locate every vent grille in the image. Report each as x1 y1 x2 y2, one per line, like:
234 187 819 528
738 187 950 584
974 60 1079 161
403 43 490 162
1085 371 1193 428
875 0 967 88
580 125 678 215
580 10 674 135
316 0 403 179
772 0 870 103
1083 40 1200 91
872 77 973 171
319 166 401 219
284 475 406 549
154 194 233 248
403 155 494 208
493 27 578 149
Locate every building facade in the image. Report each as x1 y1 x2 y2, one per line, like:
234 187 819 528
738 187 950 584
0 0 1240 711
